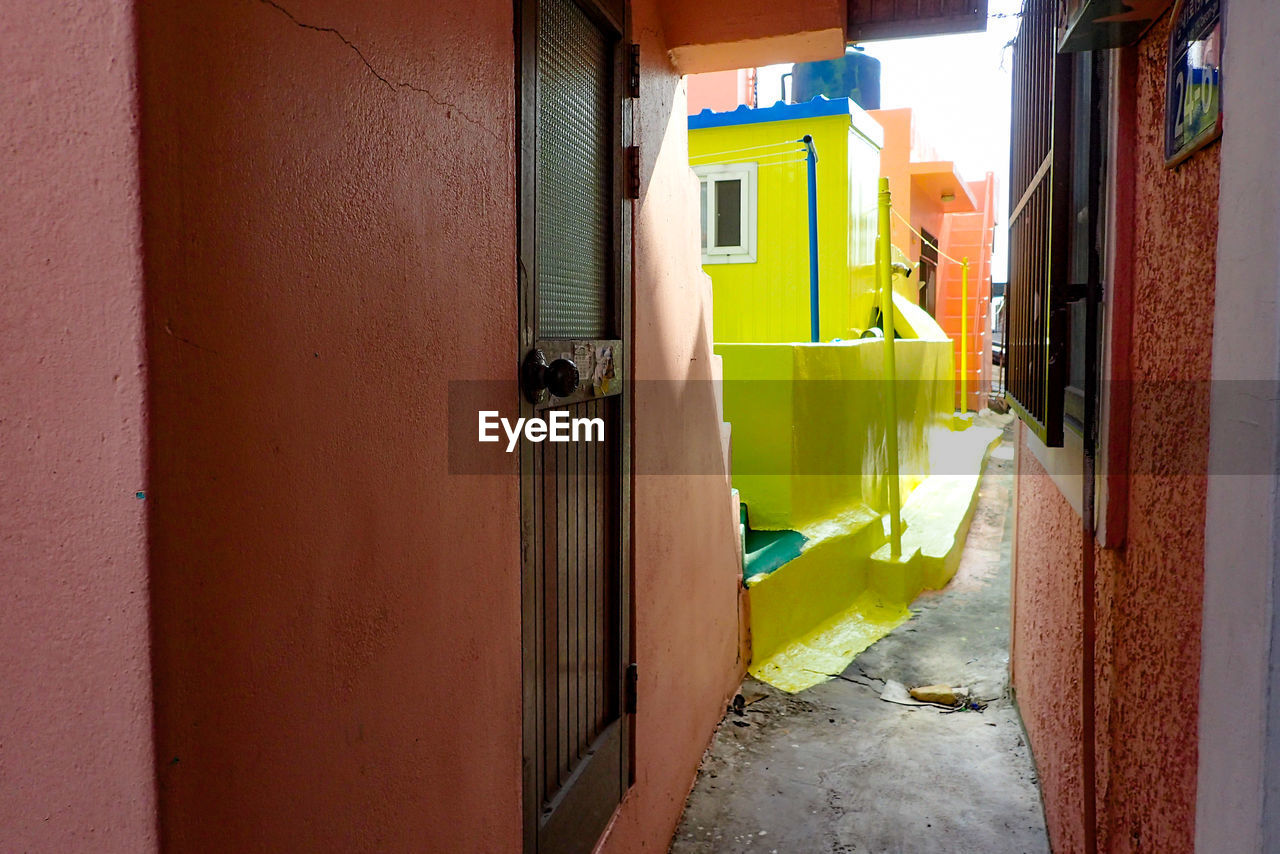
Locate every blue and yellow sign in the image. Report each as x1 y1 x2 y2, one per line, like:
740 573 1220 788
1165 0 1223 167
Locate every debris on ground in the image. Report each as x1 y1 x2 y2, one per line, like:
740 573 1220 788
729 692 769 717
878 678 953 710
909 684 966 706
671 417 1048 853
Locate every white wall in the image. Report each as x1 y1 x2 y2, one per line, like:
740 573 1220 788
1197 1 1280 850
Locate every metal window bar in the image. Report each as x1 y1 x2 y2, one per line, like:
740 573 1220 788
1006 0 1068 446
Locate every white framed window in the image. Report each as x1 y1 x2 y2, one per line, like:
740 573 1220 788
694 162 757 264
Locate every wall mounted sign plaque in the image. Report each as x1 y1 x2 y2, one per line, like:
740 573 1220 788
1165 0 1223 167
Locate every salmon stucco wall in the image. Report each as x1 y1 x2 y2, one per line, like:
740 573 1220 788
1012 17 1219 854
138 1 523 850
137 0 744 851
1012 444 1122 854
0 2 158 851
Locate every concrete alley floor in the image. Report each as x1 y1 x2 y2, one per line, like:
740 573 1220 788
671 418 1050 854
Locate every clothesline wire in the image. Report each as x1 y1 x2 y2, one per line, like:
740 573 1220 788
689 140 806 161
690 148 807 167
891 207 968 267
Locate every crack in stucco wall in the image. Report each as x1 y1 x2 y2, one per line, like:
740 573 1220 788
255 0 501 142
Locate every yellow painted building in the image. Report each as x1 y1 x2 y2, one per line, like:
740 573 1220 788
689 97 884 342
686 98 1002 694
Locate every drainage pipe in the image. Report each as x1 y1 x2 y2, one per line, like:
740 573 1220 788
876 177 902 557
960 256 970 412
804 134 820 343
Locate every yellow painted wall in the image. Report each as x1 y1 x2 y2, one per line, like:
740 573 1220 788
692 105 992 696
845 126 881 335
690 111 881 343
716 333 954 531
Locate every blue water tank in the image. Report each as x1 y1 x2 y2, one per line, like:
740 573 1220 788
791 48 881 110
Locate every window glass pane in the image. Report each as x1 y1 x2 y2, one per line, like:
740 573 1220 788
699 180 708 250
1068 53 1093 287
536 0 611 338
1067 298 1087 391
715 179 742 248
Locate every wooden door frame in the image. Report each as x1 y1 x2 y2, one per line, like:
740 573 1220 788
516 0 633 849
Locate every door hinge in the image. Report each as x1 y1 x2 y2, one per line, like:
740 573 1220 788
624 146 640 200
627 44 640 99
624 662 638 714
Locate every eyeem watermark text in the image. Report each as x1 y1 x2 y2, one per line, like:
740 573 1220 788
479 410 605 452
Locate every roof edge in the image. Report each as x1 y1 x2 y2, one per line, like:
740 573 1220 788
688 96 884 148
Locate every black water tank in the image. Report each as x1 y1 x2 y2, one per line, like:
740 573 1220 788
791 48 881 110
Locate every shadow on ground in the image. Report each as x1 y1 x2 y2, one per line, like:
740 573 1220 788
671 418 1050 853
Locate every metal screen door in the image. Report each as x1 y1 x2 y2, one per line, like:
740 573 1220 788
517 0 631 851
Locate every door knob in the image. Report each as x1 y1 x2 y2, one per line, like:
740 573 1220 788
521 349 580 402
545 357 579 398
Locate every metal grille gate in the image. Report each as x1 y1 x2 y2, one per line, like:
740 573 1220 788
1007 0 1069 445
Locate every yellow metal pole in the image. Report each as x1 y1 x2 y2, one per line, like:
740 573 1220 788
960 257 970 413
876 178 902 558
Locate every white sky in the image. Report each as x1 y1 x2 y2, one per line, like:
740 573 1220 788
756 0 1024 280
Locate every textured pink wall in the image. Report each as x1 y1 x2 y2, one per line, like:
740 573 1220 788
597 2 747 849
1012 16 1219 854
0 2 158 851
1013 441 1119 853
138 1 522 850
1100 17 1217 849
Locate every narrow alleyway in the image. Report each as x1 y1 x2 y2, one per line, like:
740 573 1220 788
671 419 1050 853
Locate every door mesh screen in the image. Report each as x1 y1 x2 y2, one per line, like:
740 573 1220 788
537 0 612 339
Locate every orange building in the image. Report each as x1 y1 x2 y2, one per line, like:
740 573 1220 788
869 107 995 412
937 174 996 413
686 68 758 114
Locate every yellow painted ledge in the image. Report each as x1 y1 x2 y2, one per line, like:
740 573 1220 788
751 591 911 693
747 425 1003 694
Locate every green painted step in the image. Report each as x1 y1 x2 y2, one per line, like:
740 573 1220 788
739 503 806 583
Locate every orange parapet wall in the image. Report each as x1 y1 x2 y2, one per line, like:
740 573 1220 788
868 108 946 269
